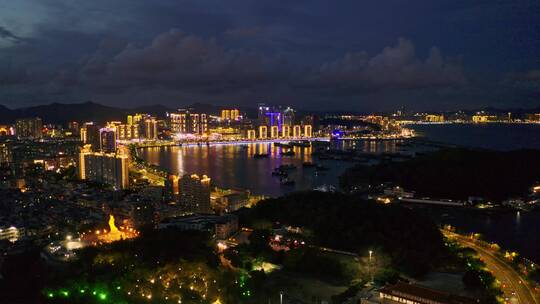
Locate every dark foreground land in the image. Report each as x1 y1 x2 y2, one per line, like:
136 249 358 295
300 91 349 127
341 148 540 202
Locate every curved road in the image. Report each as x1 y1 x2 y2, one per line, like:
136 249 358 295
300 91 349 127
444 231 537 304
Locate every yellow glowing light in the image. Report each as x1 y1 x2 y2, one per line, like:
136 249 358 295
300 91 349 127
88 214 139 244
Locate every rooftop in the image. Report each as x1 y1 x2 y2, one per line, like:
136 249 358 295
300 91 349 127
379 282 478 304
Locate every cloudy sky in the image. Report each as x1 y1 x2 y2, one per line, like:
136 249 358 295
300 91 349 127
0 0 539 111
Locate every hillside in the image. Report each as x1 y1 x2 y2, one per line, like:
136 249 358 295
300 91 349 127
0 102 174 124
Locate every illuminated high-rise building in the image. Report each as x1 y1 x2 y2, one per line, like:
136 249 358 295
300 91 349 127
106 121 122 128
170 109 208 135
293 125 302 138
68 121 79 135
221 109 240 121
127 113 144 126
281 125 291 138
303 125 313 138
80 127 87 143
301 115 320 132
144 118 158 140
270 126 279 138
79 148 129 189
81 122 101 151
257 104 271 126
0 142 12 166
231 109 240 120
247 130 256 140
472 114 496 123
178 174 211 214
99 127 117 153
257 105 296 131
15 118 42 139
258 126 268 139
425 114 445 122
116 124 139 140
221 109 230 120
283 107 295 126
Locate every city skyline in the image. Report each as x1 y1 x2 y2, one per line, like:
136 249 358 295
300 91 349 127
2 2 540 303
0 1 539 111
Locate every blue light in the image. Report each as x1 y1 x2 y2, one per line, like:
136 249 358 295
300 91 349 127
331 129 344 139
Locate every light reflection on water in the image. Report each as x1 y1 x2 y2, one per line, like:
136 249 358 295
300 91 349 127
141 143 324 197
139 140 403 197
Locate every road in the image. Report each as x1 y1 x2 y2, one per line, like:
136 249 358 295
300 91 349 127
444 231 537 304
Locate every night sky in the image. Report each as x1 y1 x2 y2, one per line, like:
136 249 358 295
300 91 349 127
0 0 539 111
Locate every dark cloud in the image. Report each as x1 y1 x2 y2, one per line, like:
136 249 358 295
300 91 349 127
509 70 540 82
54 32 466 110
300 38 466 94
74 29 291 94
0 0 539 110
0 26 24 43
503 69 540 101
225 27 263 39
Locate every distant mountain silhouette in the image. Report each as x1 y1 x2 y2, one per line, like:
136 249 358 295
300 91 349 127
0 101 176 125
0 101 264 125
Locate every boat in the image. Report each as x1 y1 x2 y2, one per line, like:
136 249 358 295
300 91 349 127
272 171 288 177
280 178 296 186
274 142 292 148
281 150 295 156
290 141 311 147
254 153 269 158
315 164 329 171
278 164 297 170
302 162 316 168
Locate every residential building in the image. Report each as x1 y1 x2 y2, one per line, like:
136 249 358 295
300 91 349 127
270 125 279 138
178 174 211 214
79 148 129 189
472 114 497 123
80 122 101 151
170 109 208 135
293 125 302 138
127 113 144 126
68 121 79 135
221 109 240 121
116 124 140 140
258 126 268 139
0 142 12 166
144 118 158 140
15 117 43 139
283 107 295 126
247 130 256 140
425 114 445 122
303 125 313 137
99 127 117 153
